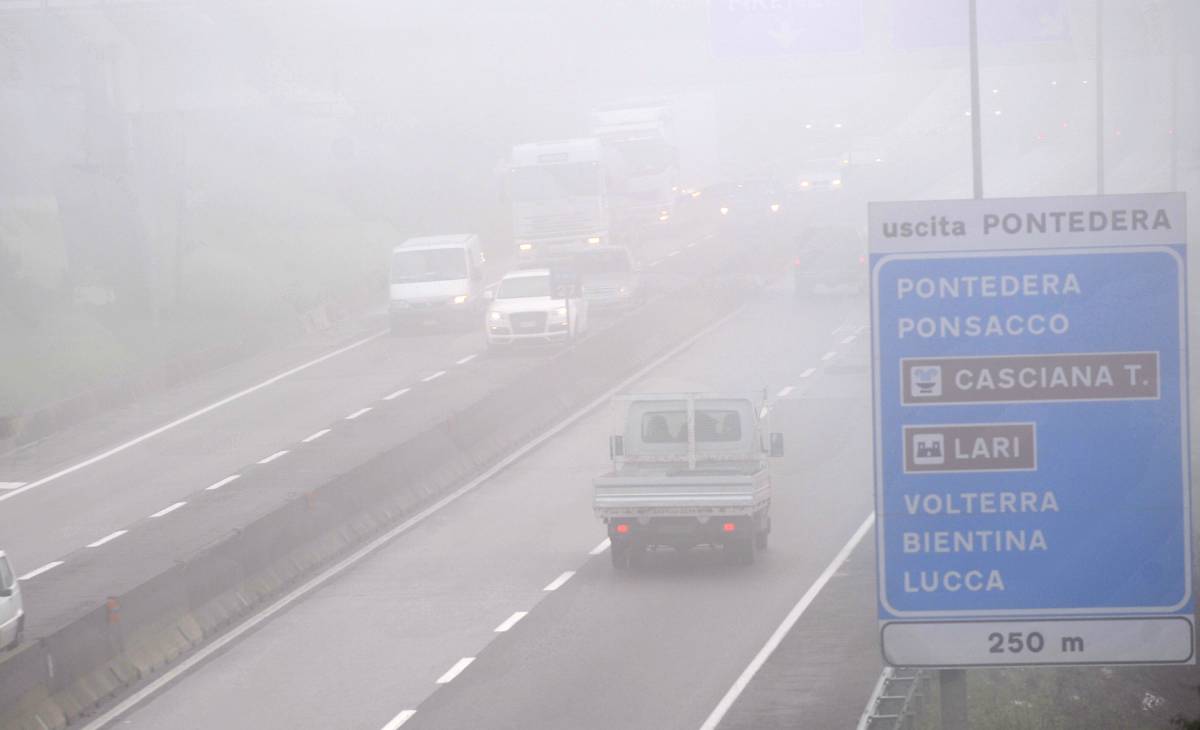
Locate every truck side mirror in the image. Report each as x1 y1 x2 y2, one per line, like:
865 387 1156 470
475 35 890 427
610 435 624 459
483 284 498 301
769 433 784 458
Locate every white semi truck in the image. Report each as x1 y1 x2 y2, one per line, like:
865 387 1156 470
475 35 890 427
589 103 680 230
509 138 610 262
593 393 784 569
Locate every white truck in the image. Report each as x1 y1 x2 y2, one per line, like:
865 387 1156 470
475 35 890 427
593 393 784 569
590 103 679 230
509 138 610 262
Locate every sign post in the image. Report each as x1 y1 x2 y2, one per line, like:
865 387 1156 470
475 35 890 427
870 193 1193 686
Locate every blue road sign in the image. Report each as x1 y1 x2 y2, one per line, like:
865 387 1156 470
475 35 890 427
870 193 1192 667
710 0 863 57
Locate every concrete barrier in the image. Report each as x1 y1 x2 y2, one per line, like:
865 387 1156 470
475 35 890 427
0 275 748 729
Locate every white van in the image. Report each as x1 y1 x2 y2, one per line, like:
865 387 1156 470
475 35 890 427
388 234 486 333
0 551 24 651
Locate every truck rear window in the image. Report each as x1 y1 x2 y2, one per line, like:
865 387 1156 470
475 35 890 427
641 410 742 443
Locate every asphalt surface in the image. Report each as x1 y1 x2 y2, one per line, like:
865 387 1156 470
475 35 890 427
0 225 728 641
101 276 879 730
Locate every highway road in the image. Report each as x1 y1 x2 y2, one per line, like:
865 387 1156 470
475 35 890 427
94 276 880 730
0 226 732 641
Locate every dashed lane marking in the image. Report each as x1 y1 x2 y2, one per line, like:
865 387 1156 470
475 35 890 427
257 450 289 465
149 501 187 519
302 429 331 443
589 538 611 555
436 657 475 684
345 407 372 420
0 331 385 505
821 351 837 361
799 367 817 378
19 561 64 581
777 386 795 398
86 530 128 549
383 387 411 401
421 370 446 383
494 611 528 633
205 474 240 491
543 571 575 592
841 335 856 344
455 354 477 365
380 710 416 730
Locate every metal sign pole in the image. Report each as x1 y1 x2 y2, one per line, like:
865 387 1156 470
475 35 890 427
1096 0 1105 195
968 0 983 200
940 668 967 730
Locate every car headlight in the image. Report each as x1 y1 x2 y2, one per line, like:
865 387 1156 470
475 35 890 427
799 180 811 189
489 310 504 322
453 294 468 305
831 179 842 187
719 206 729 215
587 236 601 245
519 242 533 252
551 306 568 320
618 286 629 296
769 203 781 212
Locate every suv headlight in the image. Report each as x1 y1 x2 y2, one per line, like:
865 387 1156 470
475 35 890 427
489 310 505 322
549 306 568 321
453 294 468 305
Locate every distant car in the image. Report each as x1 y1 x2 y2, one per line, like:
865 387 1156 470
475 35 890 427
0 551 25 652
792 225 867 295
571 247 644 311
793 160 845 193
485 268 588 348
388 234 487 333
707 180 786 226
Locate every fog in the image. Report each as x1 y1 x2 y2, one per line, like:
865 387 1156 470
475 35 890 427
0 1 1198 728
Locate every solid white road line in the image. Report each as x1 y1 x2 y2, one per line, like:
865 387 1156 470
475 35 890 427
379 710 417 725
205 474 241 491
494 611 528 633
798 367 817 378
776 386 795 398
257 450 289 465
86 530 129 549
543 571 575 592
841 335 856 344
0 481 25 490
380 709 416 730
821 351 837 361
19 561 64 581
383 387 411 401
149 501 187 519
302 428 331 443
421 370 446 383
77 305 748 730
0 331 385 505
436 657 475 684
455 354 477 365
698 513 876 730
589 538 611 555
345 407 372 420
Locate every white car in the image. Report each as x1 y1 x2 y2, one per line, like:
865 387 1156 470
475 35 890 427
0 551 24 651
486 268 588 347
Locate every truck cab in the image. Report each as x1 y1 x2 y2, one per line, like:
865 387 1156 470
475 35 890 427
594 394 784 568
509 139 610 262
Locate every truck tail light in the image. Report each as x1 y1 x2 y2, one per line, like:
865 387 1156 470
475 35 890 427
722 522 736 533
616 523 630 534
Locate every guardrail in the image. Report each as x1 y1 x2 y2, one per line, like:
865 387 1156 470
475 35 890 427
857 667 931 730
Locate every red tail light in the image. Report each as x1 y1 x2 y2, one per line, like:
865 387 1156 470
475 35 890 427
722 522 736 533
792 257 802 267
858 255 866 265
616 523 630 534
